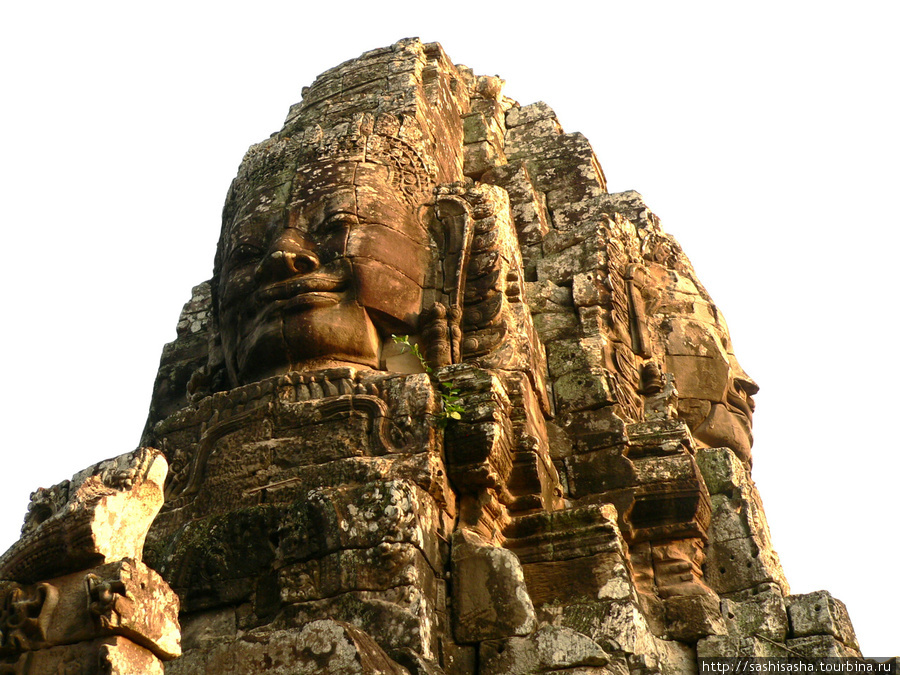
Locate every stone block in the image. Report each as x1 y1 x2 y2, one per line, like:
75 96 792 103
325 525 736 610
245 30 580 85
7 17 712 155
347 222 430 278
522 554 627 608
0 636 165 675
463 139 505 177
444 417 515 491
597 190 656 227
320 481 444 569
558 407 628 450
451 530 536 643
545 338 608 378
554 368 616 414
522 243 543 280
278 543 437 605
512 133 606 196
390 647 445 675
438 638 477 675
533 311 580 342
510 197 552 246
537 231 608 285
510 505 630 609
463 112 490 143
543 223 604 256
277 591 438 658
507 449 562 514
625 419 693 459
721 588 789 642
0 558 181 659
468 90 502 116
265 416 381 466
704 537 789 596
655 638 706 674
572 270 611 308
785 635 862 658
707 480 776 552
179 607 237 651
723 581 785 602
663 594 726 643
564 599 660 658
270 480 444 574
786 591 859 650
145 281 214 425
696 635 785 658
696 447 746 495
665 354 731 403
505 502 624 562
481 162 551 246
504 117 565 157
565 447 636 498
506 101 559 128
173 281 213 338
524 280 574 314
546 190 614 232
709 494 753 542
479 626 610 675
578 305 614 338
632 454 698 485
168 622 410 675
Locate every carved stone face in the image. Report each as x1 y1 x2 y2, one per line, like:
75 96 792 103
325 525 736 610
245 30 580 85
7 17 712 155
649 266 758 464
665 314 757 463
216 159 430 385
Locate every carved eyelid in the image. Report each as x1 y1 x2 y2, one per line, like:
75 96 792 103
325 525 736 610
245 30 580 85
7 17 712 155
226 213 269 255
317 211 356 227
227 240 265 265
305 212 357 241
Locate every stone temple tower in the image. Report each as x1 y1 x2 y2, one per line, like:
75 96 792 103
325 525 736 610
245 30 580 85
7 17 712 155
1 38 878 674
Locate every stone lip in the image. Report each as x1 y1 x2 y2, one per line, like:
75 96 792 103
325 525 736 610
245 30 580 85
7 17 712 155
0 448 167 584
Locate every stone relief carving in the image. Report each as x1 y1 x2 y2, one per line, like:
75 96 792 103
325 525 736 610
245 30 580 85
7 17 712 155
0 448 168 585
0 583 58 653
214 113 435 386
3 37 875 674
135 38 871 672
0 450 180 673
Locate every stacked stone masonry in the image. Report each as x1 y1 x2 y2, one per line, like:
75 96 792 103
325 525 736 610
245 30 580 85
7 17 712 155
3 38 891 674
0 449 181 673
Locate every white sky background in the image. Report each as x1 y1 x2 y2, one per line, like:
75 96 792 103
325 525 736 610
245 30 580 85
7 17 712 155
1 0 897 657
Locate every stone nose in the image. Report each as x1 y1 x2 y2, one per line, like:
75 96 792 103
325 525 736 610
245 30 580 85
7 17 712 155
256 230 320 282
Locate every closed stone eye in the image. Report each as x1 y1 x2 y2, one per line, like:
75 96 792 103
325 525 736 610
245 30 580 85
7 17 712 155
227 242 264 268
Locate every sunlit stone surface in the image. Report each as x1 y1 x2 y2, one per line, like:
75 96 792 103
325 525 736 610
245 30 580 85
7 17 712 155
2 39 875 673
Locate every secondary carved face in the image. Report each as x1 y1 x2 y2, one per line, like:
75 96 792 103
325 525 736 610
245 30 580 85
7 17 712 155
665 314 757 464
643 262 757 463
216 159 430 385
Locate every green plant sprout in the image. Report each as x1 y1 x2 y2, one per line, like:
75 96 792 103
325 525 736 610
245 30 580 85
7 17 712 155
392 335 464 424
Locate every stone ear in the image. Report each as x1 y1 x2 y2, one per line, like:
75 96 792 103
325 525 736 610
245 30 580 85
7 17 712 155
433 189 475 315
203 307 232 394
